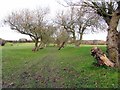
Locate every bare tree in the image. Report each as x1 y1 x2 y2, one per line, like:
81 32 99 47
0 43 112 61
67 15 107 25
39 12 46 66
4 7 50 51
55 5 105 47
55 27 69 50
55 7 76 45
75 6 104 46
38 25 56 48
61 0 120 66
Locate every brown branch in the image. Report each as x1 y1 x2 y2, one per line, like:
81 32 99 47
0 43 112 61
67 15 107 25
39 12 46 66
8 21 36 39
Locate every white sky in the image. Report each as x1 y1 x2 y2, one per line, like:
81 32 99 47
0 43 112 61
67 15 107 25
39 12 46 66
0 0 113 41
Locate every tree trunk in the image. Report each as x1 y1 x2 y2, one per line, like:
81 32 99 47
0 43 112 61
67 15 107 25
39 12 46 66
58 41 66 50
72 32 76 44
32 38 39 51
79 33 83 46
38 41 45 49
75 33 83 47
107 12 120 66
117 2 120 67
75 27 85 47
118 32 120 66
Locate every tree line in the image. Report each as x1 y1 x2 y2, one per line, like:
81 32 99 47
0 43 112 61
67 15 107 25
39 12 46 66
4 6 105 50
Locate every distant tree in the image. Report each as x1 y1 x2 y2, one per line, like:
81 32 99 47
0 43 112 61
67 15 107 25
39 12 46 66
55 27 69 50
38 25 56 49
55 6 105 47
74 6 105 47
55 7 76 45
19 38 27 43
4 7 50 51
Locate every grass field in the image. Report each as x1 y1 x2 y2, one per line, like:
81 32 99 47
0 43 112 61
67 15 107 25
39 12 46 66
1 43 118 88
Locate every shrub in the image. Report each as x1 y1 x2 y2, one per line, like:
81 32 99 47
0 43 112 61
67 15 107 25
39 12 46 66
0 38 6 46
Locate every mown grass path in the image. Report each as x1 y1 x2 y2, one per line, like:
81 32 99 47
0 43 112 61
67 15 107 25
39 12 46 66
2 43 118 88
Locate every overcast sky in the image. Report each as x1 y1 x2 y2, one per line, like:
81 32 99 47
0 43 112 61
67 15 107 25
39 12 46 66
0 0 65 40
0 0 114 41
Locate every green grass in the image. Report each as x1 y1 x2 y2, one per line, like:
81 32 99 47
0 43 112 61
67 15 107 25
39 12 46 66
2 43 118 88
